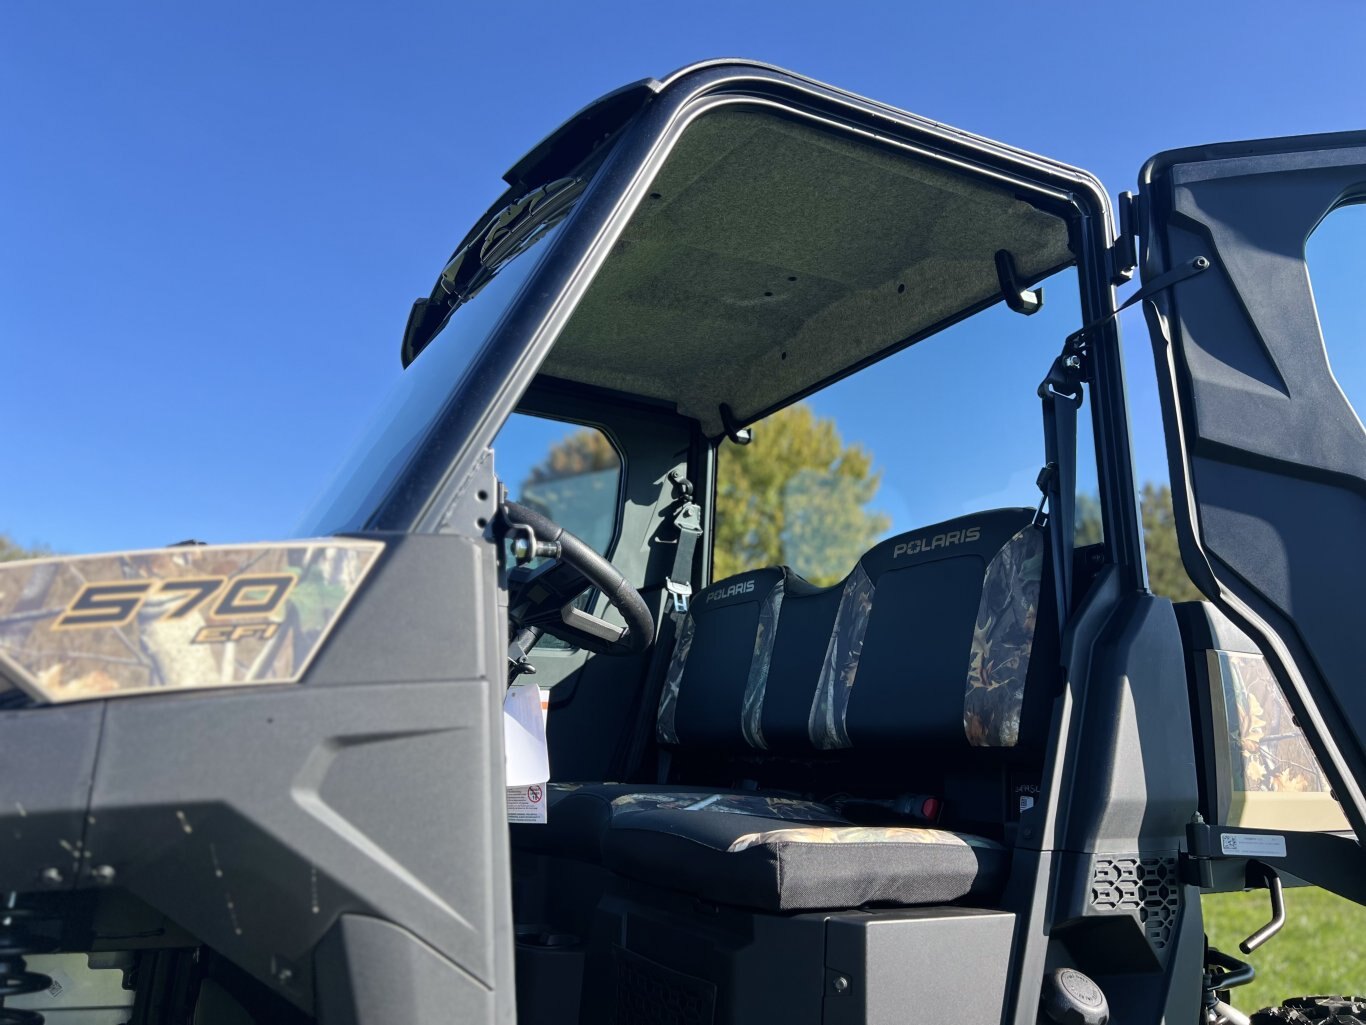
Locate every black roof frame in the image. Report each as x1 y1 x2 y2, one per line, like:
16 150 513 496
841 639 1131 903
367 59 1141 592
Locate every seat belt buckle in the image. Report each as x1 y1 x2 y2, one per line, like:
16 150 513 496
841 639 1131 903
1033 463 1056 526
665 578 692 614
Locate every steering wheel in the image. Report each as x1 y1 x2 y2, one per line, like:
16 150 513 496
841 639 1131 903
502 500 654 657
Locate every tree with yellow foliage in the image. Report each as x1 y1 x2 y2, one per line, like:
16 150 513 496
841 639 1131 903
714 405 889 586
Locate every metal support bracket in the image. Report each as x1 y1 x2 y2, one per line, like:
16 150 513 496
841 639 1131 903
1183 819 1366 906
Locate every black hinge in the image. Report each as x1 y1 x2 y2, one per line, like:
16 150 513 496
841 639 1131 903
1112 190 1140 284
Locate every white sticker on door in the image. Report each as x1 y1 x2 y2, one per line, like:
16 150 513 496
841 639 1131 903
1219 832 1288 858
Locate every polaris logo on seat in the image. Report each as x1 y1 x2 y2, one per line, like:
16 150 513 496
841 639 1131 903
893 526 980 559
707 579 756 602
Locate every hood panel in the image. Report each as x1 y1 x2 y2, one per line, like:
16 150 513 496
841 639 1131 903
0 540 383 704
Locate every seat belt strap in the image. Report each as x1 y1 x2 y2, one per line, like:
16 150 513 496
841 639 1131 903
1038 344 1083 637
661 476 703 625
665 502 701 615
610 476 701 783
1033 255 1209 636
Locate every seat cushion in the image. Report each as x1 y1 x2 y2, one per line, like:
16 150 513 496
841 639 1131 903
601 793 1006 912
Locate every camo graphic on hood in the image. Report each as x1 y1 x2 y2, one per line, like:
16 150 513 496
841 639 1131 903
727 825 1002 854
740 576 786 750
808 563 875 750
964 526 1043 747
0 541 382 703
655 614 695 746
610 792 844 823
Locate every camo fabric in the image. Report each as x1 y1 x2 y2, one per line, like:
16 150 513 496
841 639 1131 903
654 614 695 745
726 826 1002 854
0 542 382 703
808 563 875 750
610 791 844 823
963 526 1043 747
1221 651 1332 794
740 576 786 750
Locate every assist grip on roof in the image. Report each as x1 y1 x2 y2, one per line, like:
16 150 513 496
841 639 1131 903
718 404 753 445
994 249 1045 317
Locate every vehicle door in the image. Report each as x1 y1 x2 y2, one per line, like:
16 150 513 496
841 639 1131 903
1138 133 1366 850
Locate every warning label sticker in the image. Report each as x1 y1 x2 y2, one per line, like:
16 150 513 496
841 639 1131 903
507 783 547 825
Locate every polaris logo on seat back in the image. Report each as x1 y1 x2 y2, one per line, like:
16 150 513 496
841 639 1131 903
893 526 980 559
707 579 756 602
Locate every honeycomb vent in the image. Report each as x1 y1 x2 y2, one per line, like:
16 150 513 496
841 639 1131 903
1091 856 1181 949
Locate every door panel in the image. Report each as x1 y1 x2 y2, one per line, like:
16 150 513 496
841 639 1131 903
1139 134 1366 830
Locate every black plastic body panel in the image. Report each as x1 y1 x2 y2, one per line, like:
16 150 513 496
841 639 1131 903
1139 133 1366 835
0 532 515 1023
1055 592 1196 853
84 677 500 1014
0 703 103 892
1006 573 1202 1025
823 907 1014 1024
315 914 494 1024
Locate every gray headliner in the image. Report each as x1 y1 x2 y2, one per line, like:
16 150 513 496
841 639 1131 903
542 107 1074 434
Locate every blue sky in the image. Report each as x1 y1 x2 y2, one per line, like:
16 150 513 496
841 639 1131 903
3 1 1363 553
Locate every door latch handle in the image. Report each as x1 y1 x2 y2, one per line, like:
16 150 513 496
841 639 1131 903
1239 861 1286 954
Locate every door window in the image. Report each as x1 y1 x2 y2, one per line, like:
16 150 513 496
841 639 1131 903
1307 203 1366 423
1215 650 1348 832
495 413 623 556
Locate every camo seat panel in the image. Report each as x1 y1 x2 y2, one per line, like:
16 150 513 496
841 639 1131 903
602 793 1005 912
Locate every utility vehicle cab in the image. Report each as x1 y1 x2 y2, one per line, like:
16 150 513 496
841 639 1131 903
2 60 1366 1025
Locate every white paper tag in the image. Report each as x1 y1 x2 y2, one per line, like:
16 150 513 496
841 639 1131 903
503 683 549 788
1220 832 1288 858
507 783 548 824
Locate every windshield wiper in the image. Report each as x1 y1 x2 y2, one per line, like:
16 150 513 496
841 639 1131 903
401 176 585 366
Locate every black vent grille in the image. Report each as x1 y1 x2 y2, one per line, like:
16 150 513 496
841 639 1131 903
1091 856 1181 949
614 945 717 1025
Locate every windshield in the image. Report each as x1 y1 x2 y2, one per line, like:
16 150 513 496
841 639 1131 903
297 218 567 536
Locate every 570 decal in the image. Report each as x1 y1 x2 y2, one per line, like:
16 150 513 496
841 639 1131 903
53 573 296 644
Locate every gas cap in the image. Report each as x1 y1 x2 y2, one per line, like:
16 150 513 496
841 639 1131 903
1042 967 1110 1025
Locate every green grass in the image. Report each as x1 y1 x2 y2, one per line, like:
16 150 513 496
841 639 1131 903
1202 887 1366 1013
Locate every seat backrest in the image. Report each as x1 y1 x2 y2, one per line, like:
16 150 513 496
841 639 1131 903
656 508 1053 764
802 507 1051 754
655 565 789 752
